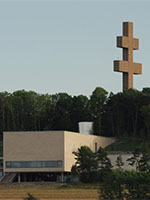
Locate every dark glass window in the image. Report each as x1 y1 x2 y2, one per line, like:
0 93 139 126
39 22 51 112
95 142 98 152
6 161 11 167
6 160 63 168
0 160 3 168
57 160 62 167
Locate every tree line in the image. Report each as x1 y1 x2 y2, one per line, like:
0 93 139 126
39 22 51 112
73 144 150 181
1 87 150 138
73 145 150 199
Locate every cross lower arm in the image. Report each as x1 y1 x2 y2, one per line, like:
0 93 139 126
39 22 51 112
114 60 142 74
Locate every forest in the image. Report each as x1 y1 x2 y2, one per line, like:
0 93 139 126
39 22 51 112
0 87 150 139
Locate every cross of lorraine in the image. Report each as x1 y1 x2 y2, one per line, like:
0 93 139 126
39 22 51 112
114 22 142 91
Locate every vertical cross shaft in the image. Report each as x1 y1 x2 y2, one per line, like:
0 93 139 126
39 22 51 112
113 22 142 91
123 22 133 62
123 22 133 89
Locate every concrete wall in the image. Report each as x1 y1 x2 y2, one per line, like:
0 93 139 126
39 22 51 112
4 131 64 172
108 152 135 170
64 131 116 172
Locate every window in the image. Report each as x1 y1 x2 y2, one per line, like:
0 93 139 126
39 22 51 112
57 160 62 167
95 142 98 152
0 159 3 168
6 160 63 168
6 161 11 168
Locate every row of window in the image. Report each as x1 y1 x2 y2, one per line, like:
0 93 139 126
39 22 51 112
0 160 3 168
6 160 63 168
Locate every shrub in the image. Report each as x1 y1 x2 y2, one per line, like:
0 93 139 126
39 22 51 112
99 170 150 200
24 193 39 200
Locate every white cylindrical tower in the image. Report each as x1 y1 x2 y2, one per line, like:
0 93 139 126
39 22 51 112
78 122 93 135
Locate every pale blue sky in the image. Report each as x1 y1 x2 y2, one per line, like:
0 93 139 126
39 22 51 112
0 0 149 96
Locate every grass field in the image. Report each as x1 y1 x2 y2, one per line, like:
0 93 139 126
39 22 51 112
0 182 99 200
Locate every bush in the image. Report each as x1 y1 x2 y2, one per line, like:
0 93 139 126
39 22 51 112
99 170 125 200
24 193 39 200
99 170 150 200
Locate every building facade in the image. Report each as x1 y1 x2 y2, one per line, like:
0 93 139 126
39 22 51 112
3 131 115 182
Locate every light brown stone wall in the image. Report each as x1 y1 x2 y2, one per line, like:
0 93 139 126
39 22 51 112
3 131 64 172
3 131 116 173
64 131 116 172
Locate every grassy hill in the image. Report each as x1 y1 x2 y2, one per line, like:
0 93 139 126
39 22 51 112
105 137 149 152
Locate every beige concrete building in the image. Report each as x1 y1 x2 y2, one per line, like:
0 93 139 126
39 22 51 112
3 130 115 182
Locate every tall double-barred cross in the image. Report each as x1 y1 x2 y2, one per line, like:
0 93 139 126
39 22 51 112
114 22 142 90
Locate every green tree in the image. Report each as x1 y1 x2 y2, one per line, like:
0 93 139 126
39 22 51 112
0 92 14 136
73 146 98 182
104 89 144 137
52 93 73 130
99 169 124 200
127 147 141 171
142 87 150 95
11 90 38 131
127 144 150 172
89 87 108 135
99 170 150 200
96 147 113 171
35 94 54 131
116 155 124 170
124 171 150 200
141 104 150 138
138 144 150 172
70 95 91 131
71 164 79 176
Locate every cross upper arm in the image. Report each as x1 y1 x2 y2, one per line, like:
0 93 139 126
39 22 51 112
117 36 139 50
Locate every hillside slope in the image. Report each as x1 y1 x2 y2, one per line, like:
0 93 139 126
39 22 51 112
105 137 147 152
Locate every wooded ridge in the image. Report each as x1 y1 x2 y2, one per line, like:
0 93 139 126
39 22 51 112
0 87 150 139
